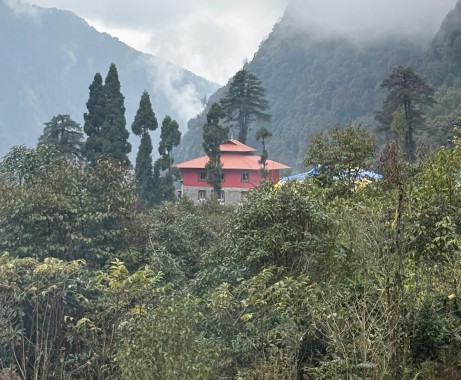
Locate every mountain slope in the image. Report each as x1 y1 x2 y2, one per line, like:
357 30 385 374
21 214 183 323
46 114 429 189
177 5 457 170
0 1 218 156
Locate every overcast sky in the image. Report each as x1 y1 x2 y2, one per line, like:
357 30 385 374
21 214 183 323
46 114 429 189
23 0 459 84
24 0 289 84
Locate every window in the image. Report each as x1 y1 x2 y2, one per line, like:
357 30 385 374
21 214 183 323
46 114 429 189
241 171 250 183
198 190 207 202
198 171 207 181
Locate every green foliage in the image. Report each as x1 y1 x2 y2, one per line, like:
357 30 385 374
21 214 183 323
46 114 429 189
0 145 137 265
158 115 181 171
116 293 224 380
82 72 105 165
131 91 158 136
151 115 182 204
100 63 131 167
220 69 270 143
132 91 158 207
203 103 229 197
377 65 435 160
255 127 272 173
83 64 131 167
38 114 83 159
0 254 88 379
305 122 376 194
230 182 334 279
209 267 315 379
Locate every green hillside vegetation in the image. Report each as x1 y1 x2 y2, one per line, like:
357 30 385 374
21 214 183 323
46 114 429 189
176 2 461 171
0 0 218 158
1 120 461 378
4 1 461 379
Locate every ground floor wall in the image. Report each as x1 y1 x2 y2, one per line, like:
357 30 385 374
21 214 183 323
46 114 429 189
181 186 249 206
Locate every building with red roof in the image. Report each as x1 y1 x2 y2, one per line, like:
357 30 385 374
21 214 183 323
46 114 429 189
176 139 289 205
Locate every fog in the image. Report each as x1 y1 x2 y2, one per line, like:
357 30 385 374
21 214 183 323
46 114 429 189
287 0 458 42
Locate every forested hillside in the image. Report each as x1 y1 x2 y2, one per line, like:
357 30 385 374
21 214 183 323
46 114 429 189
0 0 218 157
1 125 461 378
177 1 461 170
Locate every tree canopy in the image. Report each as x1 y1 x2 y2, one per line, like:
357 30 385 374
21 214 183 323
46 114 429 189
376 65 435 160
220 69 270 143
83 64 131 167
203 103 229 197
132 91 158 207
38 114 83 159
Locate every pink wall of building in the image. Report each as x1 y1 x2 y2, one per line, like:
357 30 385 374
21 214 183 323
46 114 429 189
181 168 280 189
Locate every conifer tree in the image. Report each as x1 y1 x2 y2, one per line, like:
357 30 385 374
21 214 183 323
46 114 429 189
255 127 272 174
158 116 181 172
101 63 131 167
131 91 158 207
203 103 229 197
39 114 83 160
376 65 435 161
82 73 105 165
220 69 270 143
157 116 181 203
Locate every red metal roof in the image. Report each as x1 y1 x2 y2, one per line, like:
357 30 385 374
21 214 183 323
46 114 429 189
176 139 290 171
176 154 289 170
219 139 256 153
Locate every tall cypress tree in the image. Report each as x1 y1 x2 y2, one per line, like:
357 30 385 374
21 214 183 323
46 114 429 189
131 91 158 206
158 116 181 172
203 103 229 197
157 116 181 203
82 73 105 165
101 63 131 167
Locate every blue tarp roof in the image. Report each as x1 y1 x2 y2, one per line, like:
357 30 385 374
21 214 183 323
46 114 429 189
281 167 382 182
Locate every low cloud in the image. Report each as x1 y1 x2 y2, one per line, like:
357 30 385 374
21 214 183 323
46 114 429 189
287 0 458 42
4 0 44 17
26 0 289 84
136 56 206 133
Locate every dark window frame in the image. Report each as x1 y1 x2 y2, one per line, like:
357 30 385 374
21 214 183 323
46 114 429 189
198 171 207 182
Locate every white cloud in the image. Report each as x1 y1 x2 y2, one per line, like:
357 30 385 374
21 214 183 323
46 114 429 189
287 0 458 42
4 0 44 17
22 0 459 83
138 56 206 130
25 0 289 84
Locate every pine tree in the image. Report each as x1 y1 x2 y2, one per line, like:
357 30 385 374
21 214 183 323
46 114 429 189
376 66 435 161
131 91 158 206
203 103 229 197
82 73 105 165
101 63 131 167
220 69 270 143
38 114 83 160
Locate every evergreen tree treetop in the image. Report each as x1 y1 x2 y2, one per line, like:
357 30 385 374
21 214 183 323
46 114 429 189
220 69 271 143
159 116 181 159
131 91 158 136
100 63 131 167
83 72 105 137
38 114 83 160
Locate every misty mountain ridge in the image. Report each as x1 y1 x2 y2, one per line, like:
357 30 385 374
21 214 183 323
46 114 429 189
0 0 219 157
176 1 461 170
